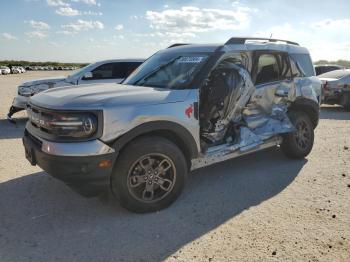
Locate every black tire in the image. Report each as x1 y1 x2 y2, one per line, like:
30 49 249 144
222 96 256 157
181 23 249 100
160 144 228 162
281 111 314 159
111 136 188 213
340 93 350 111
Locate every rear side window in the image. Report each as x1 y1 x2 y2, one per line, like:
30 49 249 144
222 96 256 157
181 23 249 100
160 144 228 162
90 63 114 79
89 62 142 80
290 54 315 77
254 52 291 85
114 62 142 79
255 54 280 85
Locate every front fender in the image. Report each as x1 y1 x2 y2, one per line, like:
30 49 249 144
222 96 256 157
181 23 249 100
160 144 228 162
111 120 199 159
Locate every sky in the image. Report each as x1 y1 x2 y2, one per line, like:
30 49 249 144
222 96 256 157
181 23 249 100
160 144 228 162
0 0 349 63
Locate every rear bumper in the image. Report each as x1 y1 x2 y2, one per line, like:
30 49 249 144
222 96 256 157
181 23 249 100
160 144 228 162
322 89 349 104
23 129 117 197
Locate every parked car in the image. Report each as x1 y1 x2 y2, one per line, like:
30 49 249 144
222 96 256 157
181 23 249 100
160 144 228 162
0 66 11 75
319 69 350 110
11 67 21 74
314 64 345 76
7 59 144 120
23 37 321 213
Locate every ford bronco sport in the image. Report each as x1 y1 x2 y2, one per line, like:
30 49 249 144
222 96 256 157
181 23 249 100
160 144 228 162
23 37 321 213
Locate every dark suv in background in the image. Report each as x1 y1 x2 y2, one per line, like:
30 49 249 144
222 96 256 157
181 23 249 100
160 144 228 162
315 64 345 76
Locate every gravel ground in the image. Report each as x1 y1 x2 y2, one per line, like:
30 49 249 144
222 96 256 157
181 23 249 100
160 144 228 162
0 72 349 262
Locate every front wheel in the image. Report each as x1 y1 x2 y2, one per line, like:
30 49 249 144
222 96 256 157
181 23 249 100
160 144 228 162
111 136 188 213
281 111 315 159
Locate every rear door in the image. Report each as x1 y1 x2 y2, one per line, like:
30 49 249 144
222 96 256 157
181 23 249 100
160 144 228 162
249 51 293 114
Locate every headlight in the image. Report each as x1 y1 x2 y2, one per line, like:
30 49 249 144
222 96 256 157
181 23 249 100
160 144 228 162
18 86 33 96
19 84 49 96
48 114 98 138
27 106 100 139
32 84 49 95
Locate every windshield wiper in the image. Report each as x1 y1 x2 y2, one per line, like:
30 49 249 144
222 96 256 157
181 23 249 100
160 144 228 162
133 56 180 86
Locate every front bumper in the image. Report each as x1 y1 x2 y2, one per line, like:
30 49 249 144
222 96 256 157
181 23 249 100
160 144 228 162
12 95 29 109
23 129 117 197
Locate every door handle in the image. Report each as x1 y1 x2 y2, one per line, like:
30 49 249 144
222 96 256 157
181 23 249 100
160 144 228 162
275 89 289 97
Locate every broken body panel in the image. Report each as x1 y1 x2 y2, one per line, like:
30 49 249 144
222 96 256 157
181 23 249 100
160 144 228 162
190 43 320 170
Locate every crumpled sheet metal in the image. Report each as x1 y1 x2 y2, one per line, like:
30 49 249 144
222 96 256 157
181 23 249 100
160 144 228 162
201 62 296 160
214 64 256 132
243 103 295 142
204 94 294 158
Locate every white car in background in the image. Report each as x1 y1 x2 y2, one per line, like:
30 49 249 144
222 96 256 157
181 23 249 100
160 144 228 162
7 59 144 120
11 67 21 74
0 66 11 75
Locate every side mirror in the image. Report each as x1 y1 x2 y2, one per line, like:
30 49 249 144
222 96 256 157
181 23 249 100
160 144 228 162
83 72 93 79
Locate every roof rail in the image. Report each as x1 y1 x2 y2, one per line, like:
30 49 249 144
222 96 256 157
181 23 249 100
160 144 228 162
225 37 299 46
167 43 190 49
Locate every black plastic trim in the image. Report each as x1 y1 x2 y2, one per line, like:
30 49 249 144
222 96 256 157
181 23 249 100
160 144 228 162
111 121 199 159
225 37 299 46
289 98 320 128
23 130 116 197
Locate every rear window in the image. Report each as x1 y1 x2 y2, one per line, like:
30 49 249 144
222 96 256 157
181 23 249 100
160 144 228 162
290 54 315 77
315 65 343 76
318 69 350 79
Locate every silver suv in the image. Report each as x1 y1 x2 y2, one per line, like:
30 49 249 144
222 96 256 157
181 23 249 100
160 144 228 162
8 59 144 120
23 37 321 213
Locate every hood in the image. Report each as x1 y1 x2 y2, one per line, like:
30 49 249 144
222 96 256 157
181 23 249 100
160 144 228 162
30 83 191 110
21 76 67 86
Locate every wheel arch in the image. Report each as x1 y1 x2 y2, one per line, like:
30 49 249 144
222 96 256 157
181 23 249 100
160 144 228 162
110 121 199 169
288 98 320 128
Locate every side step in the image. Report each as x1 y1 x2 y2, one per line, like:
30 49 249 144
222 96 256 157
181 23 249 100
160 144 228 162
191 136 283 170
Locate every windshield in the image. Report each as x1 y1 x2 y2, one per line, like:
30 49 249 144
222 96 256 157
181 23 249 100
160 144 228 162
123 51 210 89
68 63 94 79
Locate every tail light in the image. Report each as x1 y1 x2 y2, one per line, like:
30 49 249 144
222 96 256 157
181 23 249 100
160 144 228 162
323 81 329 90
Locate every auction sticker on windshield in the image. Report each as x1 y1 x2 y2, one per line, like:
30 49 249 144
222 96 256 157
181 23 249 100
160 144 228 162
177 56 206 64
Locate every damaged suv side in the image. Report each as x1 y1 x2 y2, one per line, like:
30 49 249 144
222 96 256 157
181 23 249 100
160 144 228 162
23 37 321 213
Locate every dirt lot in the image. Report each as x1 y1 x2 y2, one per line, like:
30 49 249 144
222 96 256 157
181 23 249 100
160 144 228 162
0 71 349 262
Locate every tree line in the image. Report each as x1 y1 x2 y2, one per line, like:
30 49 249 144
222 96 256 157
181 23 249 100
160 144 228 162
0 60 88 68
313 60 350 68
